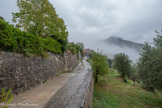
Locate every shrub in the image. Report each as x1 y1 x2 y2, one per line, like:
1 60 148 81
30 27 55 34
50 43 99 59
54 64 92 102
91 52 109 83
0 88 13 108
66 43 77 54
0 19 62 56
66 43 83 54
0 19 44 56
129 64 139 84
50 34 68 52
17 32 44 56
113 53 132 80
40 37 62 54
138 32 162 90
0 19 18 52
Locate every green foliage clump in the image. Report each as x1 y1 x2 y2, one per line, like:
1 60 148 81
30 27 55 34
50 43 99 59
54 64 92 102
113 53 132 81
0 19 18 52
138 31 162 90
76 43 84 57
13 0 68 52
129 64 139 82
42 80 47 84
0 88 13 108
40 37 62 54
0 19 62 56
50 34 68 52
66 43 77 54
0 19 43 55
91 52 109 83
66 43 83 55
17 32 44 56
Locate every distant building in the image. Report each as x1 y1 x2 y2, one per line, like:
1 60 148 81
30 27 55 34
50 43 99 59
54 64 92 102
84 49 93 56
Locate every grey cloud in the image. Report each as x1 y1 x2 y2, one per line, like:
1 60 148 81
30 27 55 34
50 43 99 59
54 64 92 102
0 0 18 22
1 0 162 60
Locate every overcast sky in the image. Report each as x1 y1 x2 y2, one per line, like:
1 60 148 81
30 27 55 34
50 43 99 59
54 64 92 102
1 0 162 48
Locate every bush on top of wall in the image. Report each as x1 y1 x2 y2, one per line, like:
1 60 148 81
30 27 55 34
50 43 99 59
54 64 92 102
40 37 62 54
0 19 62 56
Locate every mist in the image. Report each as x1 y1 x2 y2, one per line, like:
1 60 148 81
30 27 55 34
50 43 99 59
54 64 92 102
85 39 141 63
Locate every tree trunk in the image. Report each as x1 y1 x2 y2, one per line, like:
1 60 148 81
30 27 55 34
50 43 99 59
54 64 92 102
95 75 98 83
133 79 135 86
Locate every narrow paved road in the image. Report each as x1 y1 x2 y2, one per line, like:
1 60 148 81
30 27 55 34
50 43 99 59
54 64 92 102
9 59 92 108
44 59 92 108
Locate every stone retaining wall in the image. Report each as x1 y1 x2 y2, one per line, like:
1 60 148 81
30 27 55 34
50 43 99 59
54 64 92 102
82 77 94 108
0 51 78 94
81 69 94 108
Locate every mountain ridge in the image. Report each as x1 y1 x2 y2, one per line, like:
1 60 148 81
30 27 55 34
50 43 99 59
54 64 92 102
104 36 144 53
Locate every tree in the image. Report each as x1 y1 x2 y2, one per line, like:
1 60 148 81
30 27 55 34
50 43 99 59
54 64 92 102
91 52 109 83
129 64 139 85
138 31 162 90
12 0 68 51
76 43 84 57
66 43 77 54
113 53 132 81
108 58 113 68
66 42 84 55
0 16 4 20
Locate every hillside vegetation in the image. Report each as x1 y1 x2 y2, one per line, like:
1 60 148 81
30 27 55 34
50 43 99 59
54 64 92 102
93 70 162 108
91 32 162 107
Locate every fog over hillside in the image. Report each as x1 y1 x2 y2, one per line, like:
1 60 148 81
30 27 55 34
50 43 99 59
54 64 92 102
86 36 144 63
104 36 144 53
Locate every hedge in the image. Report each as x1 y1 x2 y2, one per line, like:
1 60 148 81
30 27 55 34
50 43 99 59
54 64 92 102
0 19 62 56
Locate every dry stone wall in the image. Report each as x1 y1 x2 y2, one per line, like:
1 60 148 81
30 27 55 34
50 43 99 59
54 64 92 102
0 51 78 94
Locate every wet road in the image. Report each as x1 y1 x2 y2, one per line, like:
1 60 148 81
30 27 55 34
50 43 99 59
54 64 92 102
44 59 92 108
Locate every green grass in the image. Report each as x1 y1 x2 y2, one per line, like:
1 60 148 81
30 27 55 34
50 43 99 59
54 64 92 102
93 69 162 108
